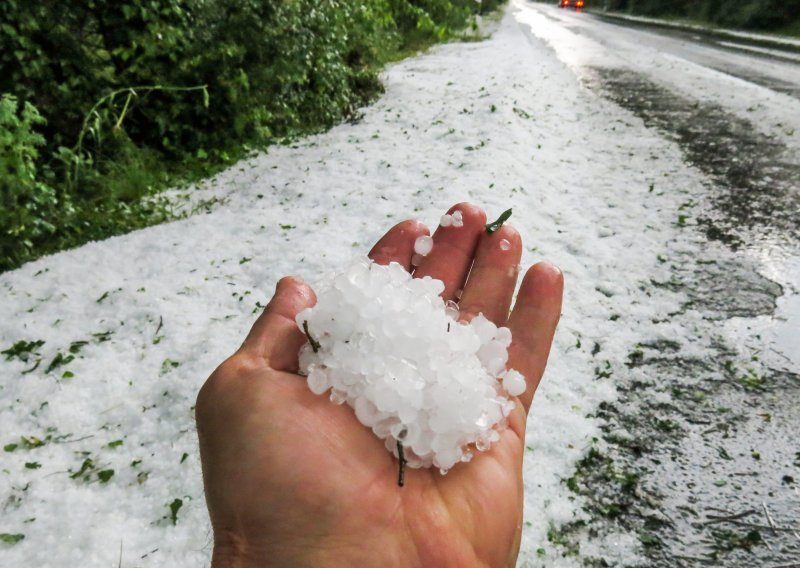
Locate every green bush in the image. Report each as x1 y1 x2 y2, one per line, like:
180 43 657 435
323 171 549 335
0 0 504 272
0 94 62 268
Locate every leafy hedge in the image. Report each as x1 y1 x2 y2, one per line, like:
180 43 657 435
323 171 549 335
602 0 800 32
0 0 504 272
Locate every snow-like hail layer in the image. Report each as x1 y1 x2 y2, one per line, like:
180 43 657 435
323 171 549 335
295 258 525 472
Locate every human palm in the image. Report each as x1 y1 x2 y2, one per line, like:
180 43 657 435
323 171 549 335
196 203 563 567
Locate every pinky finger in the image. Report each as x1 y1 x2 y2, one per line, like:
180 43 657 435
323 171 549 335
505 262 564 413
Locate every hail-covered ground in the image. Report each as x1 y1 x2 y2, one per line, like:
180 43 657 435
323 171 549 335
3 2 799 566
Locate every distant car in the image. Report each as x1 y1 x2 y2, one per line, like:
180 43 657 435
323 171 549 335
559 0 585 8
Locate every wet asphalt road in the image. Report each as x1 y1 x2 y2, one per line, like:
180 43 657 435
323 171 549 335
515 3 800 566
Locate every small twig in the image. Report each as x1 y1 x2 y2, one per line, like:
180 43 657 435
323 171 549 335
302 321 320 353
397 440 407 487
53 434 94 444
485 208 513 234
154 316 163 340
704 519 797 532
763 502 778 535
703 509 757 524
21 359 42 374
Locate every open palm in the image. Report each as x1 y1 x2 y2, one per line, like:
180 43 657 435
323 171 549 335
196 203 563 567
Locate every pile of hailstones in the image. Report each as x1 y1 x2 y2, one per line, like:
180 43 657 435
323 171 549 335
295 256 526 473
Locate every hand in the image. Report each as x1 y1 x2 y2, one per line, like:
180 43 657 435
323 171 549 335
196 203 563 567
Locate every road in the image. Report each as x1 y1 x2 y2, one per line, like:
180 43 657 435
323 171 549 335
513 1 800 565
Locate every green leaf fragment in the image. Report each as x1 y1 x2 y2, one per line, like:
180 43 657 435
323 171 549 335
97 469 114 483
45 352 74 374
0 533 24 544
485 208 512 234
24 462 41 469
160 359 180 375
1 340 45 362
169 498 183 525
70 458 95 479
108 440 123 449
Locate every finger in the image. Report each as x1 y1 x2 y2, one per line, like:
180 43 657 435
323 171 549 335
368 219 429 271
412 203 486 300
457 224 522 325
241 276 317 372
505 262 563 413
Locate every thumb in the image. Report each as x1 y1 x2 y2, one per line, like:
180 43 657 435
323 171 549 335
242 276 317 372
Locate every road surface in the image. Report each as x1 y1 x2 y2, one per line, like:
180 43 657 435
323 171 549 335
513 1 800 565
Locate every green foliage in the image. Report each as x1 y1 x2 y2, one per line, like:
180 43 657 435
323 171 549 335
603 0 800 33
0 0 503 271
0 95 61 268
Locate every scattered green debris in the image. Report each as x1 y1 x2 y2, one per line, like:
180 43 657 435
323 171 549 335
485 208 512 234
69 458 97 481
546 522 580 556
160 359 181 375
108 440 123 449
512 107 532 120
4 436 47 452
45 352 75 374
738 369 764 391
97 469 115 483
710 528 761 551
594 361 613 379
0 533 24 545
626 347 644 368
92 331 114 342
639 532 661 547
24 462 41 469
169 498 183 525
1 340 44 362
68 340 89 354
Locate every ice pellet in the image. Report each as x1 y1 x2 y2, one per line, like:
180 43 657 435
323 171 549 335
451 210 464 227
414 235 434 256
440 214 453 227
296 257 524 472
502 369 526 397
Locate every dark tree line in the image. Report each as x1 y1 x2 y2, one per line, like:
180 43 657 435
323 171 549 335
603 0 800 31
